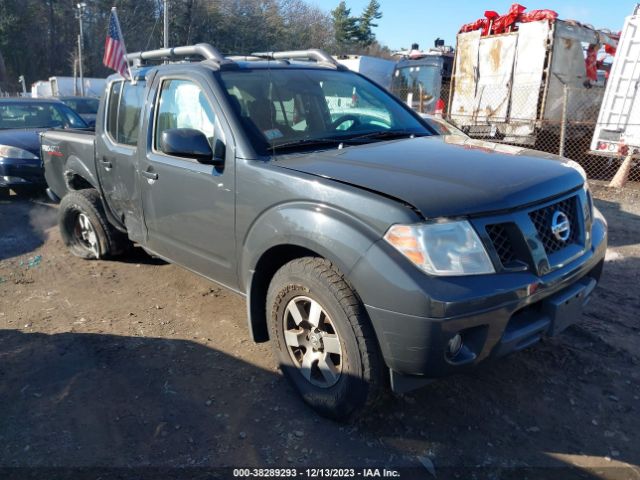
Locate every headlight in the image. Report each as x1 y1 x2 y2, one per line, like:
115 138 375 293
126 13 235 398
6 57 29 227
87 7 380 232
384 221 495 276
0 144 38 159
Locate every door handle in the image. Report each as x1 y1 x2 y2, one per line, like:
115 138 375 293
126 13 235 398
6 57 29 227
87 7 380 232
142 170 159 180
100 158 112 169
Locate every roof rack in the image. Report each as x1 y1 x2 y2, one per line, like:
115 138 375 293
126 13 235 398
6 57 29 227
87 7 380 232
250 49 345 69
126 43 231 66
125 44 344 71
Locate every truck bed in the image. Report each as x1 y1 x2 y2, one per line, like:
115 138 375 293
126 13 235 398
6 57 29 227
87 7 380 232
41 129 96 199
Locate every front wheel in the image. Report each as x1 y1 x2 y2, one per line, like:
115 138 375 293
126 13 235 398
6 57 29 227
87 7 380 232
267 257 383 421
59 189 128 259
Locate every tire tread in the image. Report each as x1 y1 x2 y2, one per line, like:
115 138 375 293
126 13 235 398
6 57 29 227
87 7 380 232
59 188 128 259
268 256 385 419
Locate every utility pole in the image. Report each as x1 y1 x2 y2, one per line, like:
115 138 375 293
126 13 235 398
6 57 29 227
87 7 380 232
164 0 169 48
18 75 26 95
75 2 87 96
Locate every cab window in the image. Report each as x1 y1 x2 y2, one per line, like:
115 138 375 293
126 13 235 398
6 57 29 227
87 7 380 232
106 80 146 146
154 79 216 153
106 82 122 139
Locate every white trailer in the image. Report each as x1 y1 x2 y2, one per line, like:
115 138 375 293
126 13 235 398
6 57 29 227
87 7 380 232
591 6 640 156
449 19 617 145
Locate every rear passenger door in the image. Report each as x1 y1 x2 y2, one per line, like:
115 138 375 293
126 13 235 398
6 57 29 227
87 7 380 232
139 72 237 288
96 79 147 242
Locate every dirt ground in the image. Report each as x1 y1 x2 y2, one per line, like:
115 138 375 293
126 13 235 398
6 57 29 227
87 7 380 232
1 184 639 479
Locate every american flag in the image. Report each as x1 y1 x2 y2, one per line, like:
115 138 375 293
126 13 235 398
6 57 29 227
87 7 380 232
103 9 130 79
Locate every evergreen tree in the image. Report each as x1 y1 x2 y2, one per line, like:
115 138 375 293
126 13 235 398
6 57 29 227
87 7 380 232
331 1 358 51
358 0 382 47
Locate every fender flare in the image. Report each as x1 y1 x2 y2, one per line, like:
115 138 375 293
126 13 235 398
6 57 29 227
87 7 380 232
240 202 381 342
64 155 99 189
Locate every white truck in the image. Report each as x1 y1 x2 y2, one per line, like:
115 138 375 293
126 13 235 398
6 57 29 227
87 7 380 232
591 5 640 156
31 77 106 98
49 77 106 97
334 43 454 115
390 44 454 115
30 80 53 98
449 16 618 146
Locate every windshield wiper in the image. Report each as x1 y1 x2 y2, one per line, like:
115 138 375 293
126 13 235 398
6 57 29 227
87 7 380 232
270 130 428 153
347 130 428 142
271 138 346 152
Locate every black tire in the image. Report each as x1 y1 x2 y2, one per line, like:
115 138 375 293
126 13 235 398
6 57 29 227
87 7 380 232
58 189 128 259
267 257 384 421
0 187 9 200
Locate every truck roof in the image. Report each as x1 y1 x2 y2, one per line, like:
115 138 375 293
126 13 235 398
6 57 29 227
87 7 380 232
110 44 348 84
110 59 345 85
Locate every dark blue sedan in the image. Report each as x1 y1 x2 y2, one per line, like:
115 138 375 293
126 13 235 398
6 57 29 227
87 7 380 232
0 98 87 197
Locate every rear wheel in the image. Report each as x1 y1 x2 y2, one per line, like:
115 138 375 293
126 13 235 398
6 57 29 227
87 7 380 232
59 189 128 259
0 187 9 199
267 257 383 421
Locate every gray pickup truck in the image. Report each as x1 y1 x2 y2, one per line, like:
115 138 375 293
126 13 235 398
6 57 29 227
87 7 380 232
42 44 607 420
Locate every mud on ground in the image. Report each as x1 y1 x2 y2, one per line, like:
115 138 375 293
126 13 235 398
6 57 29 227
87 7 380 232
0 185 639 479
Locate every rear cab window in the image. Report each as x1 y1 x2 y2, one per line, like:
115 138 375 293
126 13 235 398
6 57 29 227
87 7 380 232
105 80 146 146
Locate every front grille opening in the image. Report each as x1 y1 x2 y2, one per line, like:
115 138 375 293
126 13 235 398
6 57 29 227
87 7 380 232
529 196 580 255
486 223 517 267
504 302 549 351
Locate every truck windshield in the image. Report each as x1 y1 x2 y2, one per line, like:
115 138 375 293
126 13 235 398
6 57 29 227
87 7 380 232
390 64 441 113
219 68 431 154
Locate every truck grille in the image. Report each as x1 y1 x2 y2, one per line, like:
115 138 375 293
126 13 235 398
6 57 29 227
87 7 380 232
529 196 580 255
486 223 516 266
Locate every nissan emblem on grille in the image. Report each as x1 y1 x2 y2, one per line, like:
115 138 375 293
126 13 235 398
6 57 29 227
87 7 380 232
551 211 571 242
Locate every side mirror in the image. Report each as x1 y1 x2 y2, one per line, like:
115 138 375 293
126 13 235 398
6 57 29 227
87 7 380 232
161 128 222 165
212 138 226 165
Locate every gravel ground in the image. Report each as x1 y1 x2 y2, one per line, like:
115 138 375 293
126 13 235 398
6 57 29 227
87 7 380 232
0 184 639 479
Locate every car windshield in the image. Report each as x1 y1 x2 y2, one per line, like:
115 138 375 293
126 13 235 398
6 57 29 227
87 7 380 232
62 98 99 115
219 67 432 154
0 101 87 129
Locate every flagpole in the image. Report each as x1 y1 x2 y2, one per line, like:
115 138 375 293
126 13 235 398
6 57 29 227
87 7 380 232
111 7 134 83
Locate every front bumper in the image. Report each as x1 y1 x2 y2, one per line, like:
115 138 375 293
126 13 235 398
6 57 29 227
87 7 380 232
0 158 46 187
351 209 607 390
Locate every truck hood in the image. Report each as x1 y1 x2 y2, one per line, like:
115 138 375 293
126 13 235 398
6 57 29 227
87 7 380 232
273 135 585 218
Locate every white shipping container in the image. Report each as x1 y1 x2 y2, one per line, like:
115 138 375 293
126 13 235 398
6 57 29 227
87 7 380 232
450 20 617 145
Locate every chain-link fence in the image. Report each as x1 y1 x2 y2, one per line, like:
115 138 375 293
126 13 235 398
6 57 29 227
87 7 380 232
440 78 640 186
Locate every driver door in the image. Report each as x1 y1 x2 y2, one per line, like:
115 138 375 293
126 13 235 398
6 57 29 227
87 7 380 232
139 74 237 288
